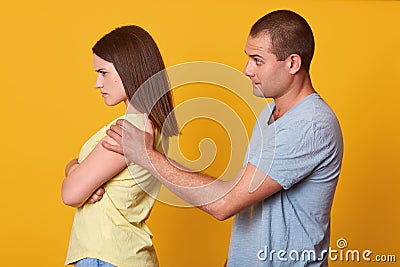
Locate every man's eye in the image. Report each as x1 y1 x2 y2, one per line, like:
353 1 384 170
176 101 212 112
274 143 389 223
255 58 263 65
100 71 107 76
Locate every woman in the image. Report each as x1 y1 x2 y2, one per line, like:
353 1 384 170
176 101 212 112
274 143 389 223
62 25 179 267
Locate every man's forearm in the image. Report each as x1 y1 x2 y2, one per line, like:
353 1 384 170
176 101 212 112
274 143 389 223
142 149 235 220
101 118 261 220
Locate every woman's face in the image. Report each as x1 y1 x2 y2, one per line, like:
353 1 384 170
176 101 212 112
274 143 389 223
93 53 128 106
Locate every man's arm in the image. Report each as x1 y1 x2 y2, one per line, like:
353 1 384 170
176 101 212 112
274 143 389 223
102 119 282 220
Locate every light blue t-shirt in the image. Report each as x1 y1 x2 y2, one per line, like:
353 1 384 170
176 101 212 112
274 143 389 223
227 93 343 267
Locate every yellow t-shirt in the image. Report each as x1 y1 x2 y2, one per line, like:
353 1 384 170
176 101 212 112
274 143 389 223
65 114 162 267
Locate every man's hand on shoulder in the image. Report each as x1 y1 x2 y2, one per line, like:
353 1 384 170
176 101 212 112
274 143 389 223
101 117 156 168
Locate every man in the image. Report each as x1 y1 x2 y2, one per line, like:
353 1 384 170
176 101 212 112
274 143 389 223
101 10 343 266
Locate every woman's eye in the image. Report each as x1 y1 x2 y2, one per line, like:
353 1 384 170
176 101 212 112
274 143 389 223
96 70 107 76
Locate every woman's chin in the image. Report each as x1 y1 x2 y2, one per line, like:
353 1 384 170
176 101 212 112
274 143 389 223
104 100 118 106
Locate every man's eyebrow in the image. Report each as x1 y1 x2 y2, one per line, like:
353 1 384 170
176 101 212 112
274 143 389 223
95 68 106 72
244 50 264 58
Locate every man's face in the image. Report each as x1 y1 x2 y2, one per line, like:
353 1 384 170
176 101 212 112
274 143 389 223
244 34 291 98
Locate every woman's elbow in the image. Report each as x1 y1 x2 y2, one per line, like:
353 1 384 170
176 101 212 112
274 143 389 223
62 181 83 207
62 192 82 207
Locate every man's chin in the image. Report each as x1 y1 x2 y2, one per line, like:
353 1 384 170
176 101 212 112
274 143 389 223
252 87 266 98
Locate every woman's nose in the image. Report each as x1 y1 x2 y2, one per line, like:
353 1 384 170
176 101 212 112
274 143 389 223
94 74 103 89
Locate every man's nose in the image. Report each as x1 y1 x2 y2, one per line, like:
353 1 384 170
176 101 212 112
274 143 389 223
243 61 255 77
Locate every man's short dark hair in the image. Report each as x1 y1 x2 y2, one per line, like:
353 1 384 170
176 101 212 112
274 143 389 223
250 10 315 71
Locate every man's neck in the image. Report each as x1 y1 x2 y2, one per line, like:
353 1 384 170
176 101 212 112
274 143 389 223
273 74 315 120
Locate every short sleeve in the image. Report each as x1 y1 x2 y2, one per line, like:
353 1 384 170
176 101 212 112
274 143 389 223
249 119 327 190
78 114 145 163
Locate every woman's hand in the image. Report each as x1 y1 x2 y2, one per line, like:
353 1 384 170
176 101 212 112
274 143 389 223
65 158 79 176
86 186 105 204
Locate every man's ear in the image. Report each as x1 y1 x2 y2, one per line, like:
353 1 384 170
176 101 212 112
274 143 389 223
287 54 302 74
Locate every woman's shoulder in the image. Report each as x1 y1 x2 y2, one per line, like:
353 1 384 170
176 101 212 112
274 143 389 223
107 114 146 130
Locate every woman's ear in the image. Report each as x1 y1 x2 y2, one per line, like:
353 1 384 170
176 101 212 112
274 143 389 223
287 54 302 74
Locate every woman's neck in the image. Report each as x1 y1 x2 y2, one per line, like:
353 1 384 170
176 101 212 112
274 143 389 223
124 100 142 114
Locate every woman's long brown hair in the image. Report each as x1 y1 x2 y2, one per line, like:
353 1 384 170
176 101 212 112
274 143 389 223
92 25 179 137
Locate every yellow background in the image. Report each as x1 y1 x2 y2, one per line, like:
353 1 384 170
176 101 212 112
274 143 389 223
1 0 399 266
